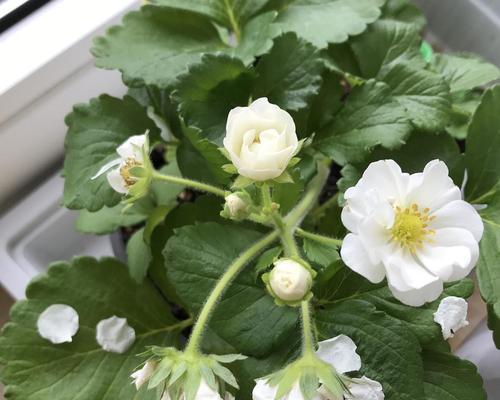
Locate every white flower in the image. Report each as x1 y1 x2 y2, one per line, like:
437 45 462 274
161 379 228 400
433 296 469 339
340 159 483 307
96 316 136 353
223 98 298 181
253 335 384 400
131 360 157 390
92 134 147 193
225 193 249 219
269 258 312 302
37 304 79 344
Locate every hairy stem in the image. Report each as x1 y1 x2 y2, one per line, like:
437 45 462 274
300 301 315 355
185 230 279 354
285 163 331 228
309 192 339 223
153 171 227 198
295 228 343 247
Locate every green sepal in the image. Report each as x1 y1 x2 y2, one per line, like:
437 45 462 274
272 170 295 184
232 175 254 189
222 163 238 174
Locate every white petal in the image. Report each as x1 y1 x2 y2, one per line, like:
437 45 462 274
416 228 479 282
91 158 121 180
341 234 386 284
131 360 157 390
37 304 79 344
384 249 443 307
252 379 277 400
196 379 223 399
429 200 484 242
359 160 408 201
107 168 129 194
96 316 135 353
433 296 469 339
316 335 361 374
117 134 147 162
407 160 461 211
346 376 385 400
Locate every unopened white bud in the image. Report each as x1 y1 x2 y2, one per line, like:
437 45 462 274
224 193 250 220
269 259 312 302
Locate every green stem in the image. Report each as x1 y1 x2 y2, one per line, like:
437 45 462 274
185 230 279 354
280 224 300 257
285 163 331 228
309 193 339 223
300 301 315 356
295 228 343 247
153 171 227 198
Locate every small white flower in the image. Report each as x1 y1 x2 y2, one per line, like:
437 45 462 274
92 134 147 194
269 258 312 302
223 98 298 181
433 296 469 339
340 159 484 307
96 316 136 353
253 335 384 400
37 304 79 344
131 360 157 390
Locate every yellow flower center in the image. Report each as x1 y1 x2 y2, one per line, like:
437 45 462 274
391 204 435 252
119 158 142 188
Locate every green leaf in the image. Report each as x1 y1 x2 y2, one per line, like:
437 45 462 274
0 257 183 399
381 0 426 30
76 203 147 234
177 126 231 185
274 0 385 49
127 227 153 282
465 86 500 202
446 91 482 140
63 95 159 211
148 0 271 28
316 299 425 400
349 20 424 79
92 6 226 88
337 131 465 196
315 80 411 165
164 222 298 357
302 237 339 268
172 54 254 143
432 53 500 93
422 349 486 400
253 33 324 111
382 63 451 132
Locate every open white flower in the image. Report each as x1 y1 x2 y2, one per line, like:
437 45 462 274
433 296 469 339
92 134 147 194
268 258 312 302
340 160 483 306
131 360 157 390
223 98 298 181
253 334 384 400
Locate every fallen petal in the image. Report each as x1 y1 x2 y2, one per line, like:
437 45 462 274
37 304 79 344
96 316 135 353
433 296 469 339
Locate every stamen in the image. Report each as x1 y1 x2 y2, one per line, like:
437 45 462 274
391 204 436 252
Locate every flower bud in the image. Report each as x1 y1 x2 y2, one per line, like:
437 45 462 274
268 259 312 302
222 193 251 221
131 360 157 390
